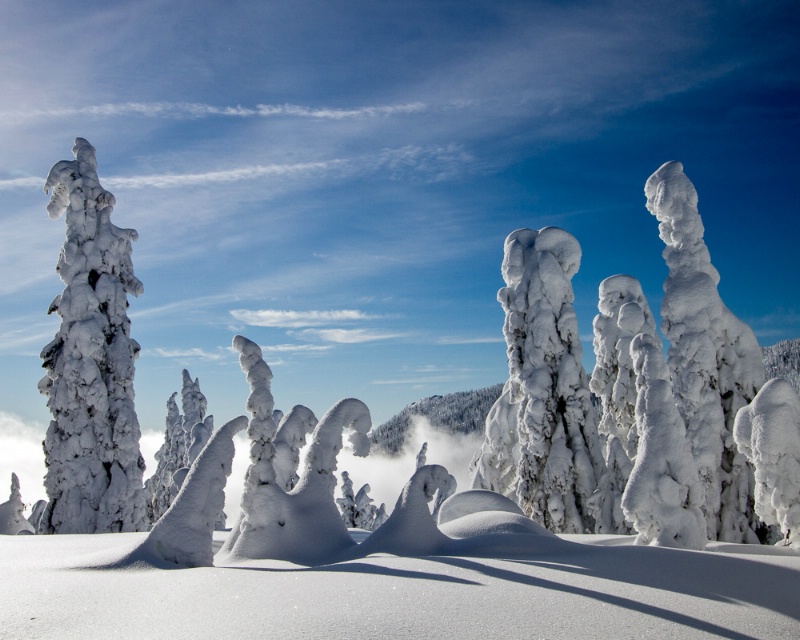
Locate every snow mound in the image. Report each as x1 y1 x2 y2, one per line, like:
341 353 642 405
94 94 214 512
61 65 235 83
440 510 554 539
437 489 523 525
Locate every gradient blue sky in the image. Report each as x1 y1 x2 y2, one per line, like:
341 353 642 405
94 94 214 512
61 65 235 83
1 0 798 451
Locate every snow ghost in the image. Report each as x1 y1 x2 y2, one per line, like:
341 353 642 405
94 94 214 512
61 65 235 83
38 138 147 534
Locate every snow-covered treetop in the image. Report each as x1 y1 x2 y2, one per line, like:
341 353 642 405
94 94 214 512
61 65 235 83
645 160 719 284
273 405 318 491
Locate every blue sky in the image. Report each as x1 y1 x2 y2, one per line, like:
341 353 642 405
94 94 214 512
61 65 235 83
1 0 798 456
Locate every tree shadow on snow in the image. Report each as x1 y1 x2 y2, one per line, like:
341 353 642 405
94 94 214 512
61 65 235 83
426 546 799 640
218 560 481 586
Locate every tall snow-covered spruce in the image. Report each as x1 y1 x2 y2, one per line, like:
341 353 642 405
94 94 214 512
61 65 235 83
645 161 765 543
588 275 657 533
474 227 607 533
38 138 147 534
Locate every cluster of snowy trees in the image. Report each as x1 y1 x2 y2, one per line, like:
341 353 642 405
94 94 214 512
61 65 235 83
7 140 799 557
472 161 800 549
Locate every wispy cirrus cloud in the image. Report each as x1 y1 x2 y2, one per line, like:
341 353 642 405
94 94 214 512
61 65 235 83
147 347 228 361
0 101 430 121
292 328 408 344
260 343 333 354
437 336 505 345
230 309 379 328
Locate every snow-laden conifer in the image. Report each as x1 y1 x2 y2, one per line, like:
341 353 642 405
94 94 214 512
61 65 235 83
353 483 378 530
588 276 657 533
180 369 208 462
621 333 706 550
471 381 519 497
38 138 147 534
0 473 35 535
336 470 358 527
646 161 764 542
144 392 183 524
477 227 606 533
273 405 317 491
416 442 428 469
734 378 800 548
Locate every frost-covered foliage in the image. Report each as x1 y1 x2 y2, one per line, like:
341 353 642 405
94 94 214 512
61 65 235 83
353 484 378 530
471 381 520 497
621 333 706 550
38 138 147 534
336 471 357 527
646 161 765 543
0 474 35 535
416 442 428 469
590 275 657 460
27 500 47 531
371 384 502 454
144 393 183 524
273 405 317 491
475 227 606 534
145 370 213 525
140 416 247 567
588 275 657 534
763 339 800 395
734 378 800 548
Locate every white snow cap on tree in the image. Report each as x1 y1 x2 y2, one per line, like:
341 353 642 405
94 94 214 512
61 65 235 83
0 473 35 535
588 275 657 534
38 138 147 534
273 405 317 491
645 161 765 543
479 227 606 533
734 378 800 548
621 333 706 550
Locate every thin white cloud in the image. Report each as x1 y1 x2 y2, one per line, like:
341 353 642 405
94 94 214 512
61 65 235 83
230 309 377 328
293 328 407 344
147 347 227 361
0 176 42 191
261 343 334 353
0 101 429 121
438 336 505 345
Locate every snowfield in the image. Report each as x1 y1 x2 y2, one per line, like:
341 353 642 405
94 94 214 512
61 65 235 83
1 529 798 639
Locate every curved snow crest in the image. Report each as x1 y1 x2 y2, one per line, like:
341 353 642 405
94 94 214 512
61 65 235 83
437 489 524 526
355 465 456 557
92 416 248 569
734 378 800 548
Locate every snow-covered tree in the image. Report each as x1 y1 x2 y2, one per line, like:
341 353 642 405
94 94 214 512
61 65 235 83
372 502 389 531
0 473 35 535
471 380 519 497
353 483 378 530
734 378 800 548
645 161 764 543
273 405 317 491
144 392 183 524
478 227 606 533
621 333 706 550
218 334 373 565
336 470 358 527
588 275 657 533
27 500 47 532
180 369 208 458
38 138 147 534
416 442 428 469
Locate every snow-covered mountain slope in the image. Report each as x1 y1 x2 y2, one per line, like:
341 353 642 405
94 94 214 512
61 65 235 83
370 384 503 454
763 338 800 394
371 340 800 454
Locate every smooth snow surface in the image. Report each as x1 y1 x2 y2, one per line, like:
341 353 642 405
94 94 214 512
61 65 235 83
1 528 798 639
